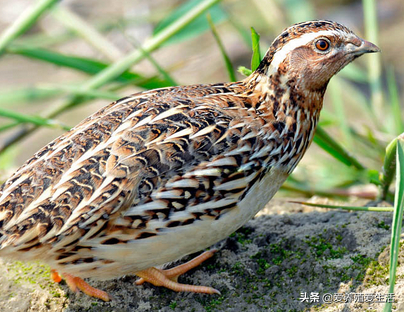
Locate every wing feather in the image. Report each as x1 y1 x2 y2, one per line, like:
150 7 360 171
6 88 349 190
0 82 268 256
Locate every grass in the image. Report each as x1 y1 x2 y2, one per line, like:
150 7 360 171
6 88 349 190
0 0 59 55
0 0 402 311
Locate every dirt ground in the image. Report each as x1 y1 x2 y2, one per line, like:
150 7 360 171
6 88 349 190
0 198 403 312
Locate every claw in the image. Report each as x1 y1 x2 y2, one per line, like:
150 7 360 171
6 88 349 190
135 249 220 294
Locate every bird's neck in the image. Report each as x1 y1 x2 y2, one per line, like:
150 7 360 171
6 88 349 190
245 57 328 124
245 68 326 118
242 68 326 172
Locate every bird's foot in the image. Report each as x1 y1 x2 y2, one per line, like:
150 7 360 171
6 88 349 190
49 249 218 300
51 269 62 283
51 269 112 301
135 249 220 294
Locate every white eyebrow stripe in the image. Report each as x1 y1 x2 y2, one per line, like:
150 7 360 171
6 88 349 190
267 30 340 75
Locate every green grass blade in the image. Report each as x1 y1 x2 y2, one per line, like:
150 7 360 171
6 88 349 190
383 136 404 312
153 0 227 46
281 181 361 199
207 14 236 82
250 27 261 71
81 0 223 91
387 66 404 135
238 66 252 77
0 0 59 55
290 201 393 212
7 46 173 89
129 40 178 86
314 126 366 170
0 107 69 130
363 0 384 128
51 7 123 60
380 138 398 200
7 45 107 73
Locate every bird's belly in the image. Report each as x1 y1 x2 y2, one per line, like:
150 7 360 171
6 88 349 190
56 167 288 280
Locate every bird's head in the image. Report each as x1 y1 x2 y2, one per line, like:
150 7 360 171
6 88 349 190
256 20 380 91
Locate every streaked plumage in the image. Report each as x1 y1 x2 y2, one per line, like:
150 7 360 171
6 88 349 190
0 20 379 300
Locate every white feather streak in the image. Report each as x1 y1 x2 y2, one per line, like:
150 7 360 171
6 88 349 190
189 124 216 139
125 200 167 216
151 105 186 122
207 157 237 167
187 197 237 213
267 30 339 75
165 179 199 189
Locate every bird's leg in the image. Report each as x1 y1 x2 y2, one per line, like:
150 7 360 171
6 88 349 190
135 249 220 294
48 250 218 300
63 273 112 301
51 269 111 301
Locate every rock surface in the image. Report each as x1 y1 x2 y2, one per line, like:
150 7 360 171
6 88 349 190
0 198 402 312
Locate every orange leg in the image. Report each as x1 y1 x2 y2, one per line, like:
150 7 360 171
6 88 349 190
51 269 62 283
49 249 219 300
51 270 111 302
135 249 220 295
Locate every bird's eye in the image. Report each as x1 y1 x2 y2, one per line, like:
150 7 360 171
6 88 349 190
315 39 330 51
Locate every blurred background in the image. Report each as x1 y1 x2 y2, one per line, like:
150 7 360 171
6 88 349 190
0 0 402 201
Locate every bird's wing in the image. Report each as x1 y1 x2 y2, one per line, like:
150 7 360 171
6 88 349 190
0 82 264 252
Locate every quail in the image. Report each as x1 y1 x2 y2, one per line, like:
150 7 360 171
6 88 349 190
0 20 380 301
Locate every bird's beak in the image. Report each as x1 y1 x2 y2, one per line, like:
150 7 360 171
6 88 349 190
358 39 381 53
349 39 381 56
